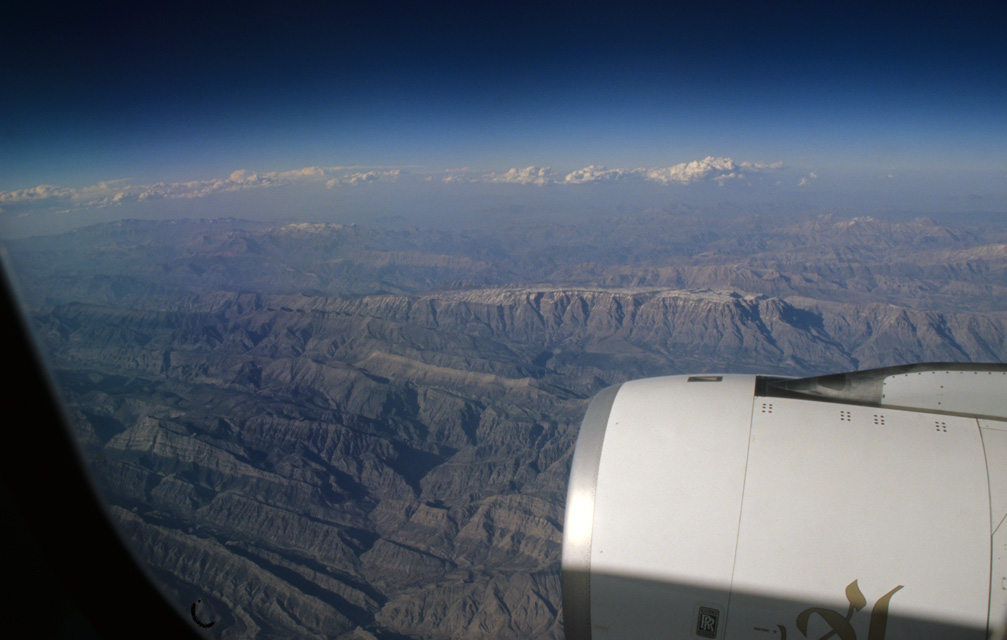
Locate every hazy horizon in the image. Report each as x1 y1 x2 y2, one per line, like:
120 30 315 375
3 1 1005 238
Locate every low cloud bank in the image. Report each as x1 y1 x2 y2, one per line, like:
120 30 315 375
1 157 782 215
0 166 401 209
437 156 782 186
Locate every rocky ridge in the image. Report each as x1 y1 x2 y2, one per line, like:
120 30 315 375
6 210 1006 638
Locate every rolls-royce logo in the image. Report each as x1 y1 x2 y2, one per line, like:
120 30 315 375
696 606 720 638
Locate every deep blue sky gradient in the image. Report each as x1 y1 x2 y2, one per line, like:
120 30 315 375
2 1 1005 219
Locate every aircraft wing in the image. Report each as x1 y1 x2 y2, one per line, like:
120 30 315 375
562 363 1007 640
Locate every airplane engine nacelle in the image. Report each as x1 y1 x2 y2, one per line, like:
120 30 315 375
562 365 1007 640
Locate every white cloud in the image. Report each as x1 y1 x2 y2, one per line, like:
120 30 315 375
644 156 741 184
462 157 781 187
798 172 818 186
325 169 401 187
1 170 286 207
562 165 639 184
434 168 479 183
228 169 260 183
0 156 786 216
0 165 412 210
265 166 328 180
483 166 555 186
0 184 73 203
643 156 784 185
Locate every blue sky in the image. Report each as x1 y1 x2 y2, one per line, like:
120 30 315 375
2 1 1005 234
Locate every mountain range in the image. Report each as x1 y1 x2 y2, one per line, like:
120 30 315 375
5 208 1006 638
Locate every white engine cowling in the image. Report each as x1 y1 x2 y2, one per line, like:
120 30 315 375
562 364 1007 640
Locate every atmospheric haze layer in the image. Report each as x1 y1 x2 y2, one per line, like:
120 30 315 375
2 2 1006 236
